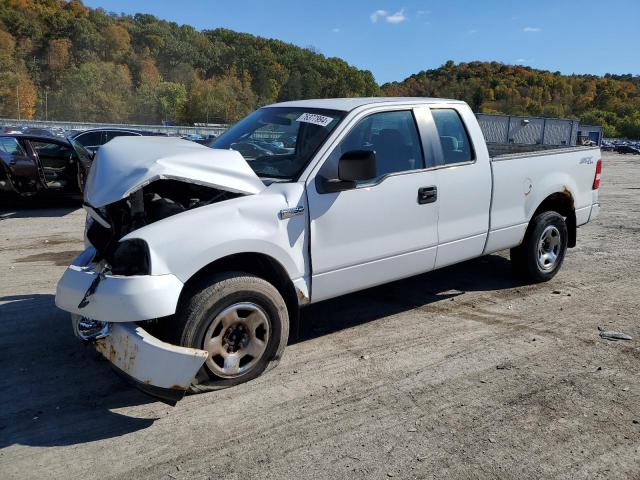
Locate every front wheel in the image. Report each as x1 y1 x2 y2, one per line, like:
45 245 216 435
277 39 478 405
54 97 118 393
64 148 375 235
511 211 568 282
171 272 289 392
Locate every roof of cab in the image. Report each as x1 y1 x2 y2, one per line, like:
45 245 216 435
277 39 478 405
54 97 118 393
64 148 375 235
267 97 465 112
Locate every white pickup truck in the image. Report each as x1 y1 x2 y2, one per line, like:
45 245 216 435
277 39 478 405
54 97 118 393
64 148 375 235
55 97 602 402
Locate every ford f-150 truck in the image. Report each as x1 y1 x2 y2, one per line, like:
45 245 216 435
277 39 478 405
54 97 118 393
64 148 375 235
55 97 602 402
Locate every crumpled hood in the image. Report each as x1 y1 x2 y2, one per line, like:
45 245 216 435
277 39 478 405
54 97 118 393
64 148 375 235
84 136 265 207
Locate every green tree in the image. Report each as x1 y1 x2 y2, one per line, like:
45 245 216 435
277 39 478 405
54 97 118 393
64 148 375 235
618 113 640 139
156 81 187 122
185 75 213 123
53 62 132 122
581 110 620 138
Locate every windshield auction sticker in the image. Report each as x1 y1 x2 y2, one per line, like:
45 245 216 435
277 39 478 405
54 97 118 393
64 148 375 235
296 113 334 127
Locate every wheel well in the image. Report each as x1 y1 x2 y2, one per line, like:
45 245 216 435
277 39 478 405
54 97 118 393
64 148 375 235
180 253 300 336
532 191 576 247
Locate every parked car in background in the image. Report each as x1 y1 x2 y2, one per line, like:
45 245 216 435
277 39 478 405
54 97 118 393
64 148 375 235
0 134 93 197
70 128 161 154
20 126 68 139
181 133 206 143
1 125 66 138
600 141 615 152
188 134 218 145
223 139 292 160
56 97 602 402
615 144 640 154
201 134 218 144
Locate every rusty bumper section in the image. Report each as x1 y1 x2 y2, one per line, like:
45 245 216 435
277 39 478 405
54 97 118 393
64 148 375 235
76 318 208 403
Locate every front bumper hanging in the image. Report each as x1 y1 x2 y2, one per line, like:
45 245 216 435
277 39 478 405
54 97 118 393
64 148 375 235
72 315 208 403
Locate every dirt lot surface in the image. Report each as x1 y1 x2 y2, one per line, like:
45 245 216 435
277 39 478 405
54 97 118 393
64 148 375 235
1 152 638 479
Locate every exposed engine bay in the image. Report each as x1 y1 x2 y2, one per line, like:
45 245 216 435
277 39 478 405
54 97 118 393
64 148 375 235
86 179 240 275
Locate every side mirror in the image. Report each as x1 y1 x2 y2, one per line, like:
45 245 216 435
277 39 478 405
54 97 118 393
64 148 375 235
318 150 377 193
338 150 377 182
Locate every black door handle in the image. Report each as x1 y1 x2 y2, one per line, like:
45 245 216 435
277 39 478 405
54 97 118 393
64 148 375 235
418 186 437 204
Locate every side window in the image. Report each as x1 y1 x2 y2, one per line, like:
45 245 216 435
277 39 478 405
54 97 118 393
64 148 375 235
30 141 72 158
75 131 103 147
326 110 424 182
0 137 27 156
431 109 473 165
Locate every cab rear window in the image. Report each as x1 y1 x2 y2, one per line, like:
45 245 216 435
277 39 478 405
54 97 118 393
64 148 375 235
432 109 473 165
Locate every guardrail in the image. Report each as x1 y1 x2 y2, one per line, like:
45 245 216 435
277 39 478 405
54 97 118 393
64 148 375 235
0 118 231 137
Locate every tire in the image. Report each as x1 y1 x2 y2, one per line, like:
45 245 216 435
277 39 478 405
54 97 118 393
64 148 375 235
170 271 289 393
510 211 568 283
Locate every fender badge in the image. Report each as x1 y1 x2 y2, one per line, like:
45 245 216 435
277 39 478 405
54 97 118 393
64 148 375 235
279 206 305 220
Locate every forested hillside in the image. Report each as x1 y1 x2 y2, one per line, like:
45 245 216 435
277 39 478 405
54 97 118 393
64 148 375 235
1 1 639 137
0 0 378 124
383 61 640 138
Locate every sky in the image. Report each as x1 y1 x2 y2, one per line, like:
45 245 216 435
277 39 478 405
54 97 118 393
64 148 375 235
84 0 640 84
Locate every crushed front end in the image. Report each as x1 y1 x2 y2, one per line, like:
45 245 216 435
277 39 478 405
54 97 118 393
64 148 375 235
55 137 264 401
55 181 241 402
55 180 232 401
57 244 208 403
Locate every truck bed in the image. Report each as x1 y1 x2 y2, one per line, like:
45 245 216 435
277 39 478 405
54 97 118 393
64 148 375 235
483 145 600 255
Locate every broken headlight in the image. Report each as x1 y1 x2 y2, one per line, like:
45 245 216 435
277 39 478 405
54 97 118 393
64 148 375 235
109 239 150 276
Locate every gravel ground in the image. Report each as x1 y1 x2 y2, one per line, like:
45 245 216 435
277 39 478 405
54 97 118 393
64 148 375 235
0 152 638 480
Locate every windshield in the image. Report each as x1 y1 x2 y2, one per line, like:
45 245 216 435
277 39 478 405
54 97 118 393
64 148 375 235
211 107 346 180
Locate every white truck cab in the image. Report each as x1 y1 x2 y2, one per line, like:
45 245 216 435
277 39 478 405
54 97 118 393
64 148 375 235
55 97 602 402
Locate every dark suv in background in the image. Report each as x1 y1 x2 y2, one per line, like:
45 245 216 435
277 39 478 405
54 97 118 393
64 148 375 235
70 128 163 154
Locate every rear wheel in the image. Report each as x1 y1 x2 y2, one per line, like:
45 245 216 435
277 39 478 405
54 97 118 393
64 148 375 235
171 272 289 392
510 211 568 282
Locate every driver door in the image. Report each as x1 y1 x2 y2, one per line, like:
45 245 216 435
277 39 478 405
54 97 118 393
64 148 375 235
307 108 439 302
26 140 75 190
0 137 43 194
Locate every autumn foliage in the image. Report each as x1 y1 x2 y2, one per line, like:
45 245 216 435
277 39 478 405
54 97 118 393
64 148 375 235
0 0 638 138
0 0 377 123
383 61 640 138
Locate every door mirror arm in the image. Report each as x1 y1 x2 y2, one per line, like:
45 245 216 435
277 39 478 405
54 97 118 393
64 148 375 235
316 176 356 193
